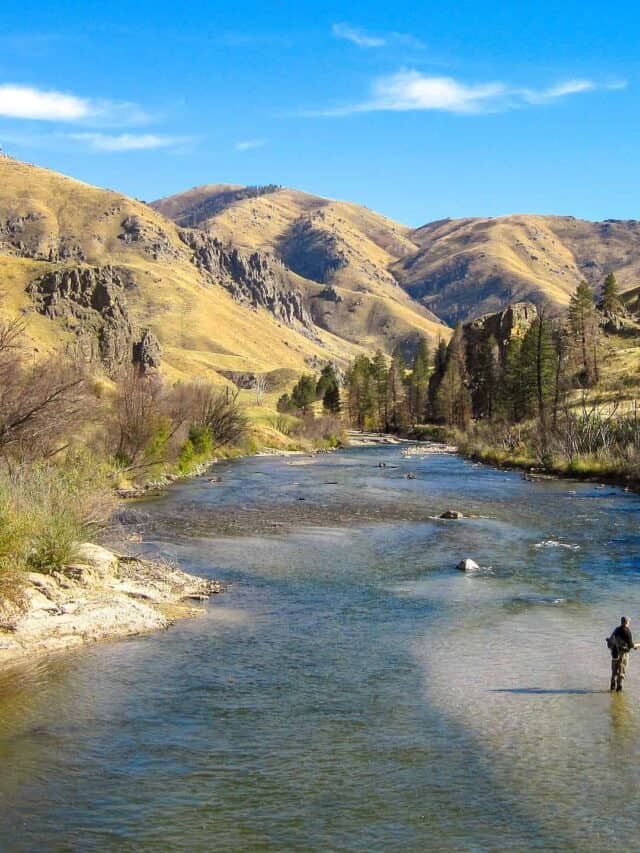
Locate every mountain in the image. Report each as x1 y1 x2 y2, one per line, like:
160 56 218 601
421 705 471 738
0 157 445 384
152 184 448 353
2 157 638 389
154 185 640 327
397 215 640 324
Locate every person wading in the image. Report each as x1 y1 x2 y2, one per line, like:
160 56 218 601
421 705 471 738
607 616 640 692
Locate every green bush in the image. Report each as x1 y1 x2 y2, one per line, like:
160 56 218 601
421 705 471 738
178 425 214 473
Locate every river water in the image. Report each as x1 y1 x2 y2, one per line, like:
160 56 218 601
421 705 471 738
1 447 640 851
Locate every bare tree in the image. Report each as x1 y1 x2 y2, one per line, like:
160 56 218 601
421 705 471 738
253 373 270 405
0 318 89 463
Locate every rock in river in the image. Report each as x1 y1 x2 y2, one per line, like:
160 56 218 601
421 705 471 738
440 509 464 519
457 559 480 572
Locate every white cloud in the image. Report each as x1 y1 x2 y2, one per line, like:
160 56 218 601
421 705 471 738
332 23 386 48
308 70 626 117
69 132 186 152
0 84 92 120
0 83 150 125
234 139 265 151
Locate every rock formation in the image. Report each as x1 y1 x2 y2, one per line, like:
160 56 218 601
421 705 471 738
27 266 160 372
179 228 315 332
463 302 538 359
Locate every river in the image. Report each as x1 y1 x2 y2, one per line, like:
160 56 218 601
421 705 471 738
1 446 640 851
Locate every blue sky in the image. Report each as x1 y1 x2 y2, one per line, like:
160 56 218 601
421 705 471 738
0 0 637 225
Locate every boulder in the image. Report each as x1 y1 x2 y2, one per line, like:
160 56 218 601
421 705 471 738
71 543 119 580
457 558 480 572
440 509 464 519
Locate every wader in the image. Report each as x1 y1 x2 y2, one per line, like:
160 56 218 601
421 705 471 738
611 648 630 691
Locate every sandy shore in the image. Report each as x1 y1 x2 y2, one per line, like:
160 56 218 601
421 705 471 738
0 543 222 670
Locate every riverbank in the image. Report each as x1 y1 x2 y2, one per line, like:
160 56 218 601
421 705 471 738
0 543 223 670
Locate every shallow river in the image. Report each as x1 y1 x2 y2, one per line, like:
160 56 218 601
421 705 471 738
2 447 640 851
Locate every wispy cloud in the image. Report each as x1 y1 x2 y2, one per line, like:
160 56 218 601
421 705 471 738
0 83 150 125
332 23 386 48
68 132 188 152
234 138 265 152
306 70 627 117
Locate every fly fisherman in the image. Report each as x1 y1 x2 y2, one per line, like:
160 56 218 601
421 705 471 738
607 616 640 692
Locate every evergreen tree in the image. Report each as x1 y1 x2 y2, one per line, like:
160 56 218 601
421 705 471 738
316 363 339 401
497 338 525 421
568 281 599 385
322 383 341 413
407 338 430 424
388 347 408 432
371 350 389 432
345 355 374 430
291 374 317 414
601 272 622 314
435 324 471 429
520 316 555 424
467 335 499 420
428 338 449 415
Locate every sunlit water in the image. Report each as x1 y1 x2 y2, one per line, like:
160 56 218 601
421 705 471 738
1 447 640 851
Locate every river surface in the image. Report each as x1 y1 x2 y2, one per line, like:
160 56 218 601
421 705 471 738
1 446 640 851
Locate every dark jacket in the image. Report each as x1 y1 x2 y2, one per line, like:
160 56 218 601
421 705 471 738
610 625 634 656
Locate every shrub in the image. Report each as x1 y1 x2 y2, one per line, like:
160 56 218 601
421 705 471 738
0 455 115 583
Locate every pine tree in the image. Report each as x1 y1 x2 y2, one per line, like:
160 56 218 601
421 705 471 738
316 363 339 400
568 281 599 385
497 338 525 421
428 338 449 415
291 375 317 414
601 272 622 314
345 355 374 430
370 350 389 432
323 383 341 413
467 335 499 420
388 346 408 432
520 316 555 424
435 324 471 429
407 338 430 424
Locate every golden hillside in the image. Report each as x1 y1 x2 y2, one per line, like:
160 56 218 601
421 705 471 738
152 184 449 350
397 215 640 324
0 160 451 385
0 159 378 382
155 185 640 327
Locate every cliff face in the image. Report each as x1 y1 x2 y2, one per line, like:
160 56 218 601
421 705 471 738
27 266 161 372
463 302 538 358
179 229 315 333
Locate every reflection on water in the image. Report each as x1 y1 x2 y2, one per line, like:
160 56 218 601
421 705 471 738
1 447 640 851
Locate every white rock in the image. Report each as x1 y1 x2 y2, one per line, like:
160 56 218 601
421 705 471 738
457 558 481 572
72 543 118 579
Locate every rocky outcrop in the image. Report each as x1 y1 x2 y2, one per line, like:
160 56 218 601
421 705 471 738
179 229 315 332
132 328 162 371
464 302 538 359
118 215 180 260
0 212 85 261
27 265 160 372
0 544 223 668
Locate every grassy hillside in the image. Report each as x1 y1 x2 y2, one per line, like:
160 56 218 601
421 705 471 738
0 158 367 382
155 184 640 328
152 184 449 352
397 215 640 324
